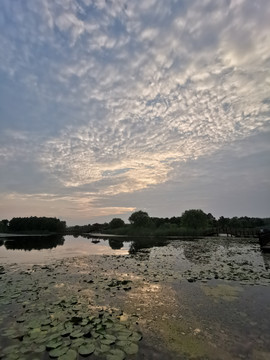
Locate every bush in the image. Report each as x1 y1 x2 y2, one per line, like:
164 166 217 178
109 218 125 229
129 211 153 227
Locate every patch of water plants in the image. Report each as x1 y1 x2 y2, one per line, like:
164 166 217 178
1 296 142 360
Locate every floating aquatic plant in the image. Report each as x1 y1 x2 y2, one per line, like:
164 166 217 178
1 290 142 360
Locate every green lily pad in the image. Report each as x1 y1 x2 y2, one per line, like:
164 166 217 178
113 324 127 332
105 334 117 341
116 340 129 348
49 345 69 358
2 344 20 355
34 345 46 353
61 328 72 337
41 325 51 331
59 349 77 360
71 338 85 349
116 341 138 355
41 318 51 326
78 342 95 355
70 330 84 338
106 348 126 360
100 344 110 353
117 335 130 341
91 331 100 339
28 320 41 329
129 331 142 342
100 338 115 345
104 322 113 329
46 339 63 350
124 342 138 355
47 333 61 342
19 346 29 354
3 353 20 360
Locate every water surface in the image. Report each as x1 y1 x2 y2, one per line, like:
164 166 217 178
0 235 130 264
0 235 269 359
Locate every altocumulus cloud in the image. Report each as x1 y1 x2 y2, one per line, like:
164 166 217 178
0 0 269 223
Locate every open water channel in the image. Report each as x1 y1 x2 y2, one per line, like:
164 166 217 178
0 234 269 360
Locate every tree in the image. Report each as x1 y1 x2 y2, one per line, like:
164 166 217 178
169 216 181 226
2 219 9 227
109 218 125 229
181 209 208 230
0 219 9 233
217 216 230 229
207 213 217 227
129 210 152 227
8 217 66 233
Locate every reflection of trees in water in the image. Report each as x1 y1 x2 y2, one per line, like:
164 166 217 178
80 234 125 249
4 235 65 251
108 239 124 250
129 238 169 260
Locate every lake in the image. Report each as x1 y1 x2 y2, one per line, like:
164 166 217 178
0 235 131 264
0 235 269 359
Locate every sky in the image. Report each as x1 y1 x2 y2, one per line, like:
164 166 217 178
0 0 269 225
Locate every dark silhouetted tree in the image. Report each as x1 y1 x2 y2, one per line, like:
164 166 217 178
181 209 208 230
109 218 125 229
129 210 153 227
0 219 9 232
207 213 217 227
9 217 66 233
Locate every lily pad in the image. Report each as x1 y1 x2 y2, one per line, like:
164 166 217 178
100 338 115 345
78 342 95 355
105 334 117 341
129 331 142 342
71 338 85 349
34 345 46 353
46 339 63 350
70 330 84 338
49 345 69 358
125 342 139 355
2 344 20 355
59 349 77 360
106 348 126 360
2 353 20 360
117 341 138 355
100 344 111 353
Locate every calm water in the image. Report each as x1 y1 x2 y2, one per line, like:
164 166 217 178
0 235 131 264
0 234 269 272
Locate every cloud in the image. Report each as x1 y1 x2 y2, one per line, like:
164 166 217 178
0 0 269 221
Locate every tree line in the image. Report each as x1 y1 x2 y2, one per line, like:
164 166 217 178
0 217 66 233
1 211 269 235
66 209 270 236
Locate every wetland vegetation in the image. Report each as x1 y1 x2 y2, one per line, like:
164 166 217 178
1 211 269 238
67 210 270 238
